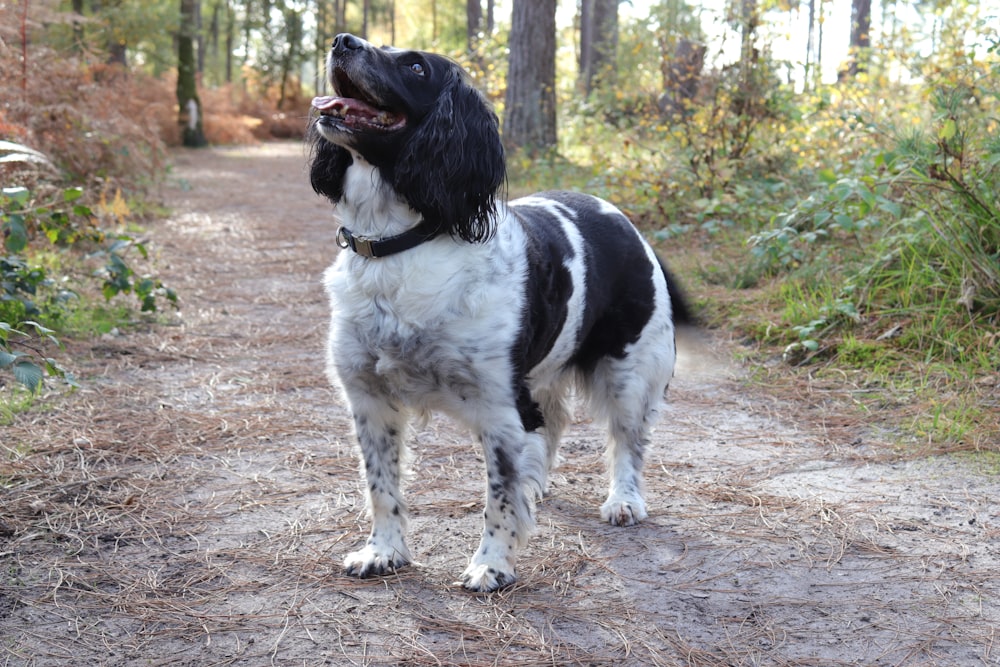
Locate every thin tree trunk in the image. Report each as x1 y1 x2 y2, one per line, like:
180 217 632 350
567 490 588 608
335 0 346 33
738 0 758 84
225 0 234 83
846 0 872 78
315 0 328 93
432 0 438 42
805 0 816 86
467 0 482 52
580 0 593 88
178 0 208 147
503 0 557 155
277 6 301 110
242 0 254 67
72 0 86 54
195 0 204 74
817 0 824 77
578 0 618 94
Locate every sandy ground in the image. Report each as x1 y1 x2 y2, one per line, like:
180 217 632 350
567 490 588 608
2 142 999 666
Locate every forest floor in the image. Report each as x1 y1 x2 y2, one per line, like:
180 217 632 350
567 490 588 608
2 142 999 666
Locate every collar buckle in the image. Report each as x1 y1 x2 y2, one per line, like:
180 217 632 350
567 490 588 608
336 221 440 259
352 235 375 257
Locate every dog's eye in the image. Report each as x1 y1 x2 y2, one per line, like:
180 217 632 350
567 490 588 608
408 62 425 76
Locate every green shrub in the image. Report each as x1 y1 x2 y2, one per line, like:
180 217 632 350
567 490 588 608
1 170 177 393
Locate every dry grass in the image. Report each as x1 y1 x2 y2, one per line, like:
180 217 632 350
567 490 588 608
2 145 999 666
0 21 306 202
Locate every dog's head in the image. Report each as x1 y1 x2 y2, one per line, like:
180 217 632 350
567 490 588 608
308 34 506 243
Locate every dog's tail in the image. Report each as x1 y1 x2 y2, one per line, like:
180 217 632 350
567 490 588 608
657 255 696 326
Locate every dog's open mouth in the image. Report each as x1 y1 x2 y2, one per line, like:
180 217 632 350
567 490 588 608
313 67 406 133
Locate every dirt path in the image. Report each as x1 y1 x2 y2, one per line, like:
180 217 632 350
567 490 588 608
2 143 998 666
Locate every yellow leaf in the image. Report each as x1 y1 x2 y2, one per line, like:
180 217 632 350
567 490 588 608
98 187 131 223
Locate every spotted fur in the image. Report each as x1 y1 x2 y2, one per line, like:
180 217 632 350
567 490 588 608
309 34 692 592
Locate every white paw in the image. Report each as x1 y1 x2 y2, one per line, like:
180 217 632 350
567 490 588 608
460 560 517 593
601 495 648 527
343 543 411 578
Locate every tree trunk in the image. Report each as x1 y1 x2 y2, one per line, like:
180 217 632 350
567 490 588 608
241 0 253 67
225 0 234 83
195 0 204 74
486 0 494 34
72 0 86 54
580 0 593 87
657 38 705 118
467 0 482 52
209 2 220 66
315 0 328 93
335 0 346 32
804 0 816 85
845 0 872 78
277 6 302 110
432 0 438 42
738 0 758 84
178 0 208 147
503 0 557 155
578 0 618 95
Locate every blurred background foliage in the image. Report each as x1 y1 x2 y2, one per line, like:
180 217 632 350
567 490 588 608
1 0 998 448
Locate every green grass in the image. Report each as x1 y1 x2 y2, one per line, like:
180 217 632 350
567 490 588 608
0 387 37 426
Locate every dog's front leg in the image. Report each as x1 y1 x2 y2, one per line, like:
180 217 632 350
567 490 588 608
343 394 412 578
461 420 541 593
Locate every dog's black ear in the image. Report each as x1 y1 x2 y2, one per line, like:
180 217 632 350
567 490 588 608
394 70 506 243
308 121 352 202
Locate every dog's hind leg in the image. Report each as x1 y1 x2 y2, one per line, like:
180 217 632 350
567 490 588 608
594 349 673 527
533 385 571 493
342 392 413 578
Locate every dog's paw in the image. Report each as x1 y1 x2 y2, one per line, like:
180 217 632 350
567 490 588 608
600 495 648 527
343 544 410 578
460 561 517 593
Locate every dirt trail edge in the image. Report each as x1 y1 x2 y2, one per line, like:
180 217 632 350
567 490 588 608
2 143 998 667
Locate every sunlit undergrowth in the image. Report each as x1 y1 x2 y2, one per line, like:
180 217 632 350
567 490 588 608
512 35 1000 452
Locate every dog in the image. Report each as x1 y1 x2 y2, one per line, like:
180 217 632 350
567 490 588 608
308 33 693 593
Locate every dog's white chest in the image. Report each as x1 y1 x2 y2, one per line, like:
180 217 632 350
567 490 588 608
324 247 520 410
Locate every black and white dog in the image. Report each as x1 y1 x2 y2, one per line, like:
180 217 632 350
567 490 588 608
308 34 692 592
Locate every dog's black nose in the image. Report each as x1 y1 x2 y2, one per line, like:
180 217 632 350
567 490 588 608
332 33 364 54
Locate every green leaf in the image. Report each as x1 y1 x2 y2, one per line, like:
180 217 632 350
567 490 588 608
877 198 902 218
834 214 856 231
2 186 31 205
63 187 84 202
3 214 28 252
818 168 838 184
13 359 43 392
938 118 957 140
0 350 18 368
802 340 820 352
22 320 55 336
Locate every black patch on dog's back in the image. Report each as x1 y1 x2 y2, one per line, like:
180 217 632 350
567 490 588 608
508 205 576 430
528 192 658 377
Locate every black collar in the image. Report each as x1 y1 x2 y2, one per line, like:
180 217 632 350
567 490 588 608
336 219 441 259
